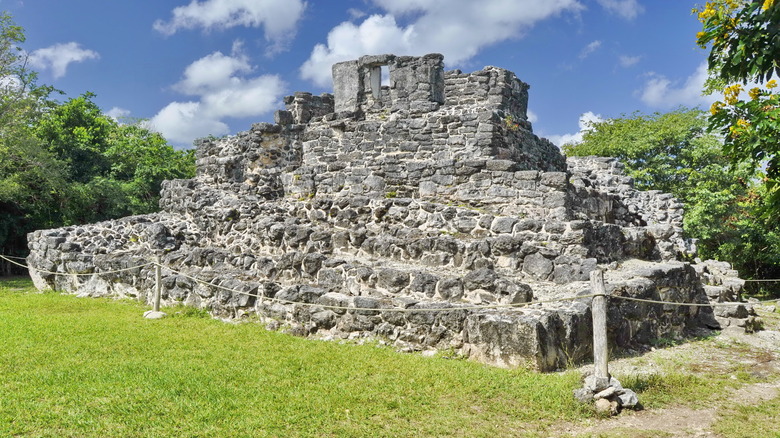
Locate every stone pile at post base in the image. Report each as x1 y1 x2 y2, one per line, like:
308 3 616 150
26 54 744 371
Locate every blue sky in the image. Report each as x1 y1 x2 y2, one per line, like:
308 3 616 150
6 0 714 148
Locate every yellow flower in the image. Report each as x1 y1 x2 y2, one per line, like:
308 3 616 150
710 101 725 115
724 83 743 105
749 87 762 100
696 31 706 40
725 84 743 94
767 79 778 89
698 3 717 20
698 9 715 20
763 0 775 11
737 118 750 128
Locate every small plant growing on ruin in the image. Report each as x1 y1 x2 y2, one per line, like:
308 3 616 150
385 190 397 198
503 114 520 131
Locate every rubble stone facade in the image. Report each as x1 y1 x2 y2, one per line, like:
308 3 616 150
26 54 741 371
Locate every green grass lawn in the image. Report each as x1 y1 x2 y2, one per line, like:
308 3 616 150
713 395 780 438
0 277 588 437
2 277 772 437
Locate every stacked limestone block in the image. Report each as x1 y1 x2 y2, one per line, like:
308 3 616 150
27 54 735 371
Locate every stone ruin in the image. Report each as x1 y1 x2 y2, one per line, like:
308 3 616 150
26 54 751 371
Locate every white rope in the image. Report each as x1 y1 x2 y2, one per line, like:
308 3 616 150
1 255 154 276
5 253 779 312
0 254 27 260
161 263 599 313
611 294 779 307
159 264 780 312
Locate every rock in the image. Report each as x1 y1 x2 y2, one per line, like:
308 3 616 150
609 400 620 415
490 217 517 234
617 388 639 408
594 398 613 415
463 268 497 291
593 386 617 400
377 268 411 293
143 310 167 319
715 303 749 319
522 253 553 279
573 387 593 404
409 272 438 297
436 278 464 301
744 316 764 333
311 310 337 329
584 375 611 392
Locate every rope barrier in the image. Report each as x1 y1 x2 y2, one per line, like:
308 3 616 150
161 264 600 313
1 255 154 276
612 295 779 307
5 253 780 312
0 254 28 260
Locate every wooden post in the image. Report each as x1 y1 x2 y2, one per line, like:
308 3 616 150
154 255 162 312
590 268 609 380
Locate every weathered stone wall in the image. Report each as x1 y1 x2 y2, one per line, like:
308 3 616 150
567 156 688 260
333 54 445 114
26 53 736 371
444 67 529 123
26 214 713 371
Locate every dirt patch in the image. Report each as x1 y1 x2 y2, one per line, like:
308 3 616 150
553 305 780 438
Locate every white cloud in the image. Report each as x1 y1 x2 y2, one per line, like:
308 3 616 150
347 8 367 20
596 0 644 20
638 62 716 109
618 54 641 67
154 0 305 52
579 40 601 59
546 111 604 147
0 75 22 90
149 43 285 146
174 50 252 95
527 109 538 124
301 0 584 87
150 101 230 144
106 107 131 122
28 42 99 79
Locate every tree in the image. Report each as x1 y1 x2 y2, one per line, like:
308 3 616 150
563 109 723 194
695 0 780 209
0 11 195 272
0 12 55 131
33 94 196 224
0 12 61 272
563 109 780 283
105 122 195 214
35 92 113 183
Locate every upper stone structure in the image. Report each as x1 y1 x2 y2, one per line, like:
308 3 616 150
332 54 445 114
26 54 748 371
